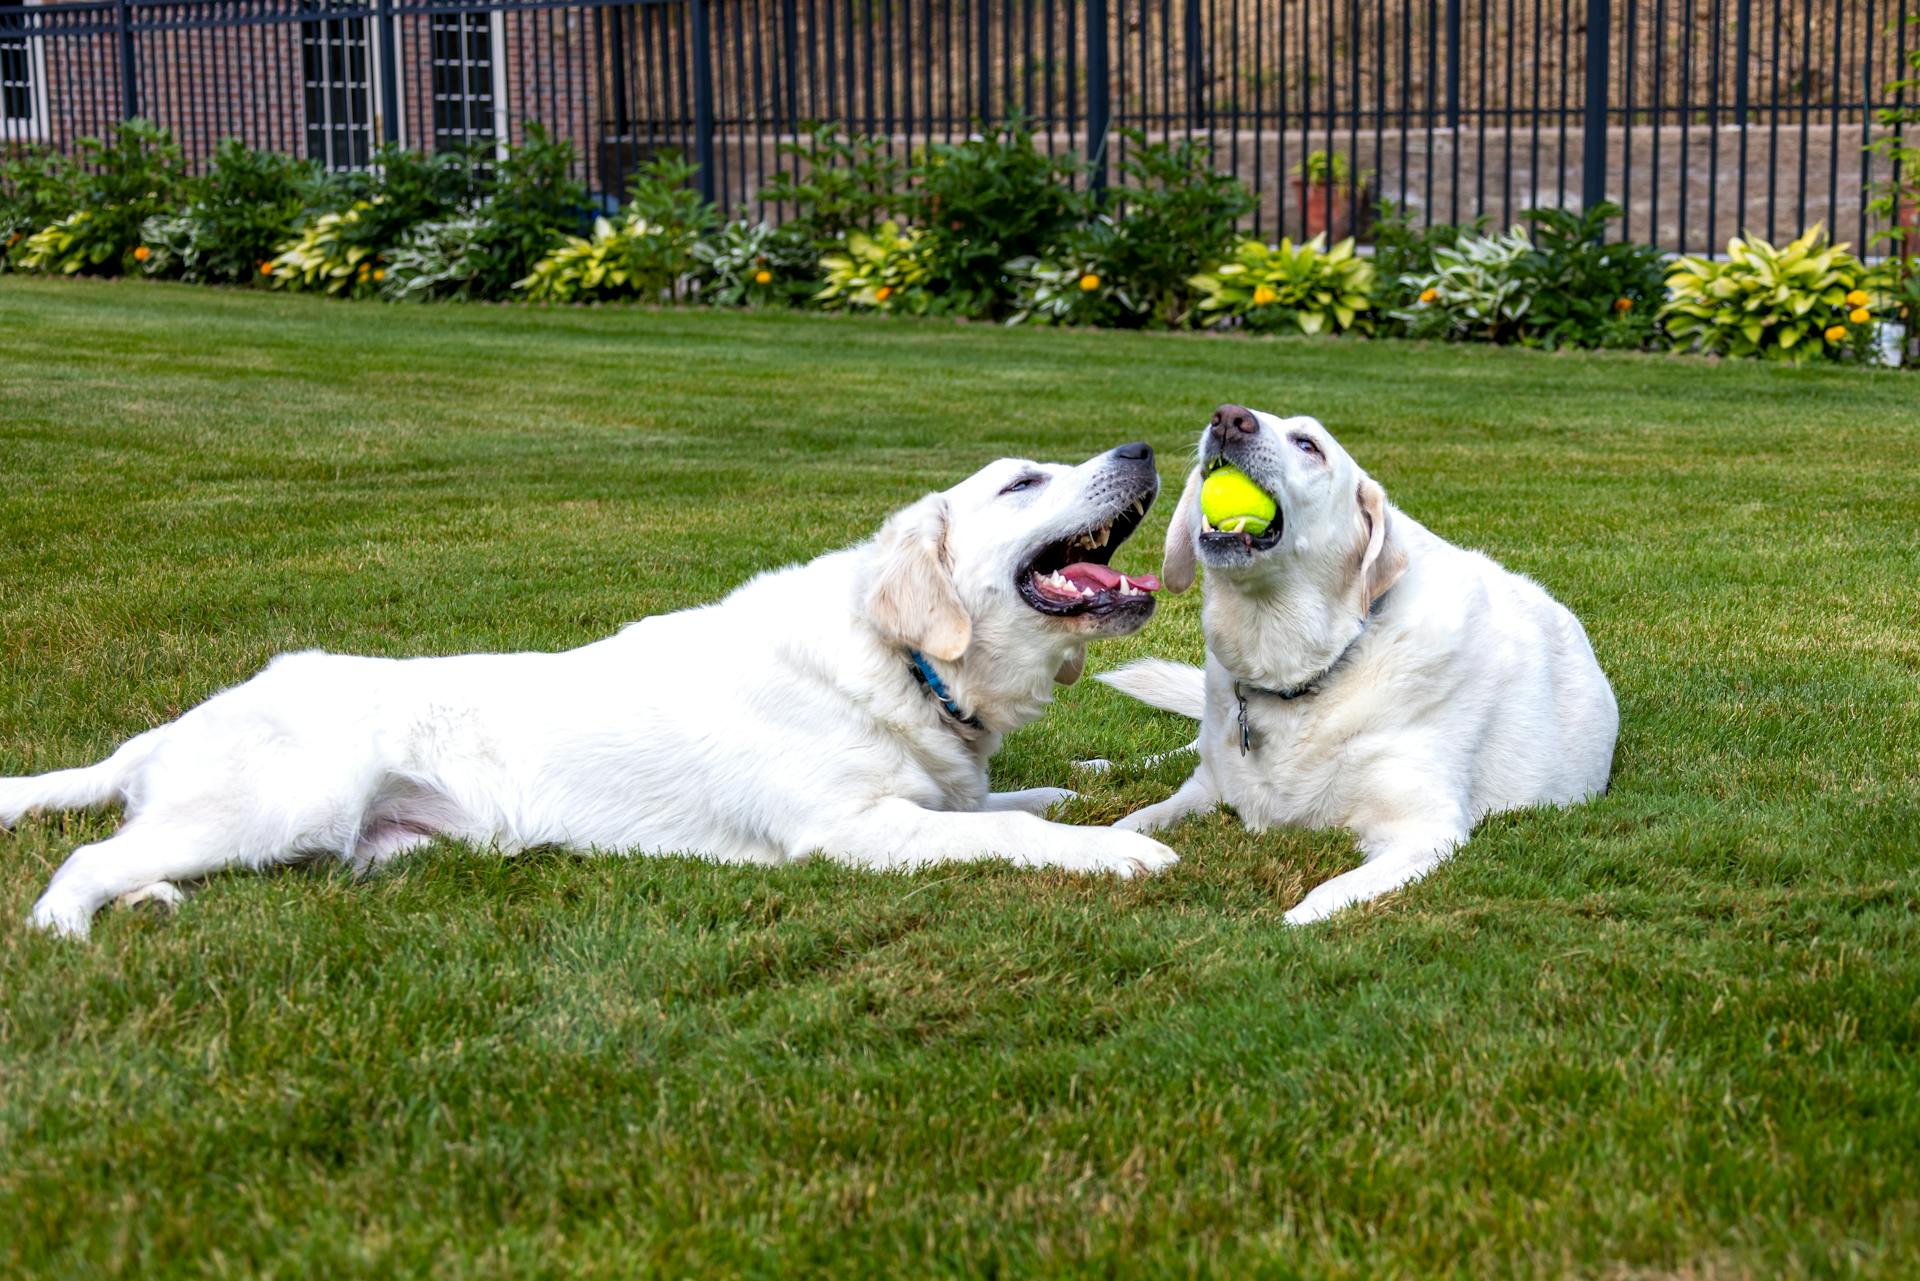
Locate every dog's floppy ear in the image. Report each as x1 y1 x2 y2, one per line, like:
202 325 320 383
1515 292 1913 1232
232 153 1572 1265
1159 465 1204 594
1053 645 1087 686
1355 476 1408 609
865 494 972 662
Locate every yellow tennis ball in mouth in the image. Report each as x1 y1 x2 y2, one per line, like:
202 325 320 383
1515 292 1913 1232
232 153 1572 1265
1200 465 1277 537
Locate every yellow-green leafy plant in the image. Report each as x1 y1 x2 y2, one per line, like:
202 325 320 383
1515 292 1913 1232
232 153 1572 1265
515 211 701 303
1661 225 1877 362
814 220 933 313
1188 234 1374 335
18 210 121 275
267 199 388 298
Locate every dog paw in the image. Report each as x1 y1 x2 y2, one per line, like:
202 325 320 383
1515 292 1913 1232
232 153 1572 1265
1092 831 1180 878
116 881 185 913
27 893 92 941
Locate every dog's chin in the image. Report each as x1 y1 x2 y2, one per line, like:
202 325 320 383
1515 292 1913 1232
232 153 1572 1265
1196 520 1285 574
1046 593 1157 637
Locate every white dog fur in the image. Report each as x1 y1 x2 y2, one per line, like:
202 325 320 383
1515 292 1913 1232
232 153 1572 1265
8 446 1179 939
1103 405 1617 925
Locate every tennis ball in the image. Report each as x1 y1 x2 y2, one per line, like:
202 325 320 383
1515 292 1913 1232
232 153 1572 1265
1200 465 1276 537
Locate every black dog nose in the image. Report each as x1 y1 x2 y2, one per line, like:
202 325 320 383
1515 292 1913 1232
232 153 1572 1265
1113 441 1154 463
1210 404 1259 441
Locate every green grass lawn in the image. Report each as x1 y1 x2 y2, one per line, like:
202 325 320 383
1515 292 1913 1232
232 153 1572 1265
2 277 1918 1279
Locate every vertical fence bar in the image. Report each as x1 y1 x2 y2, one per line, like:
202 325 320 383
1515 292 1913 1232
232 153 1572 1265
1444 0 1461 129
377 0 401 144
1184 0 1203 131
689 0 717 203
1583 0 1610 209
115 0 138 119
1086 0 1109 190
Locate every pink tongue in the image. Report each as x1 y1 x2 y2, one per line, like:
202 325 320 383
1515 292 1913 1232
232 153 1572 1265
1060 563 1160 592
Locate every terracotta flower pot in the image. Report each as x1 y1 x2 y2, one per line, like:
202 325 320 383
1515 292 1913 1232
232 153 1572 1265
1289 177 1375 243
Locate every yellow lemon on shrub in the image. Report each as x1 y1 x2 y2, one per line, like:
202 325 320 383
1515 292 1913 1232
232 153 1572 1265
1252 285 1279 306
1846 289 1870 307
1849 306 1870 325
1824 324 1849 342
1419 287 1439 303
1079 273 1101 291
754 269 773 284
1200 465 1277 537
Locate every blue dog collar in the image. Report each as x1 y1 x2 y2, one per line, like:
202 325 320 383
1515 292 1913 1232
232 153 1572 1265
908 650 983 730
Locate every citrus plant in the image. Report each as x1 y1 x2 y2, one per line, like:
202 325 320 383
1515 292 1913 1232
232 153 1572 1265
1188 234 1374 335
1661 226 1879 362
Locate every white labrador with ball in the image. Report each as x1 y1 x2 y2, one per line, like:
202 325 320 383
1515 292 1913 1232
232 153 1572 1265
1103 405 1618 924
9 445 1177 939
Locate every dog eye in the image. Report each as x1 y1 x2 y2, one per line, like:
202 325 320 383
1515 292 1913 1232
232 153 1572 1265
1000 475 1045 495
1291 435 1323 458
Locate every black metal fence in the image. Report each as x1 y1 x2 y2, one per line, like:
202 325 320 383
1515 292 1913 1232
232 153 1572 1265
1 0 1912 254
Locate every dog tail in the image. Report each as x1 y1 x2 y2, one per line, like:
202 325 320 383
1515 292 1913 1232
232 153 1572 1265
1097 659 1207 721
0 729 161 828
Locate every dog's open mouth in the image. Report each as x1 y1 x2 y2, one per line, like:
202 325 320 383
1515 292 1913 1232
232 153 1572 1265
1198 457 1284 554
1016 495 1160 617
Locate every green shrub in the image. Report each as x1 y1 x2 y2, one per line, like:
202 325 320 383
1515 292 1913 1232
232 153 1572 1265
15 120 187 276
1 147 80 271
814 221 933 313
758 124 905 248
139 141 326 284
1006 218 1147 327
694 219 818 306
1391 226 1534 342
905 117 1090 318
380 127 587 301
1661 226 1879 363
463 124 588 297
1188 235 1374 335
1093 131 1257 326
1519 202 1668 350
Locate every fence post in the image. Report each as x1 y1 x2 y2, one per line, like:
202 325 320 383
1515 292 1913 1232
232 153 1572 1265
114 0 137 120
977 0 993 120
1582 0 1611 209
1444 0 1460 130
1086 0 1110 193
375 0 400 145
689 0 718 204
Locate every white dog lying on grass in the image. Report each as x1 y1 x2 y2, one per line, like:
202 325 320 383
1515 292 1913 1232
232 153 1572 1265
1102 405 1618 924
8 445 1177 939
